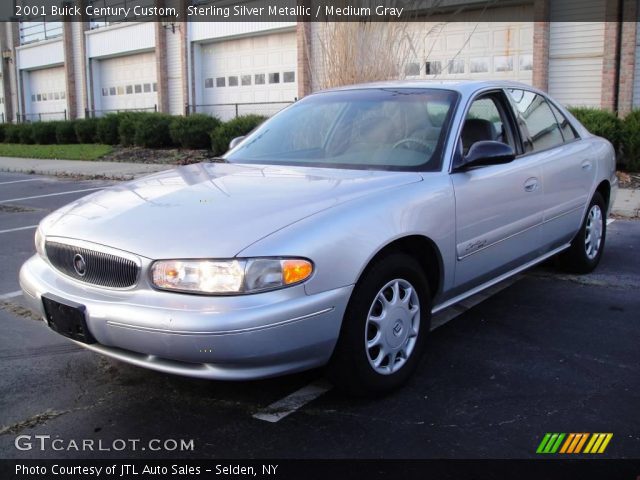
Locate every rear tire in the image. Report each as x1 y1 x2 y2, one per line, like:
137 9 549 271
326 253 431 396
559 192 606 274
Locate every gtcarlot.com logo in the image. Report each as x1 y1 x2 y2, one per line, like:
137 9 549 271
536 433 613 454
14 435 195 452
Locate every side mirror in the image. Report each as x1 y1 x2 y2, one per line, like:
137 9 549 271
229 136 245 150
457 141 516 171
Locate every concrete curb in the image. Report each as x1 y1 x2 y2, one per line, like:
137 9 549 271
0 157 172 181
612 188 640 219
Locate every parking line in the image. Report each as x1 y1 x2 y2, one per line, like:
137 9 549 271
0 187 103 204
252 379 333 423
0 179 43 186
0 225 37 234
0 290 22 301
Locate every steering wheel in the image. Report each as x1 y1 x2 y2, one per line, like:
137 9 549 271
392 137 434 155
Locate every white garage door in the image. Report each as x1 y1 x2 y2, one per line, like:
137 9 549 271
402 5 533 84
97 52 157 113
27 66 67 121
200 31 297 121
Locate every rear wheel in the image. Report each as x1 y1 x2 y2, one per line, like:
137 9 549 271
327 253 431 396
559 192 606 274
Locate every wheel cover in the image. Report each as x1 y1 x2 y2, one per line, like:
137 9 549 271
365 278 420 375
585 204 603 260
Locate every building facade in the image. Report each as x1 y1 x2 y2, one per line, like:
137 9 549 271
0 0 638 124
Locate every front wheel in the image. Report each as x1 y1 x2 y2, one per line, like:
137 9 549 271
559 192 607 274
327 253 431 396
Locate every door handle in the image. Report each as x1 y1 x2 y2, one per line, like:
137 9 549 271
524 177 539 192
581 160 593 171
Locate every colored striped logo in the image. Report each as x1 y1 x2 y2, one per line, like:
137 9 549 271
536 433 613 454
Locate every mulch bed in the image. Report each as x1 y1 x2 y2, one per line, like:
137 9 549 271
101 147 218 166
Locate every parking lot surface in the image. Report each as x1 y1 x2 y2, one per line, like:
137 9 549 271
0 171 638 459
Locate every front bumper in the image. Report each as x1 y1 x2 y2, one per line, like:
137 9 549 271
19 255 352 380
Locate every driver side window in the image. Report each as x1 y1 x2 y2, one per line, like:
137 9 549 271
461 96 513 155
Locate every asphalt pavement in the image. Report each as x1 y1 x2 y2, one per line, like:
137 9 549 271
0 170 638 460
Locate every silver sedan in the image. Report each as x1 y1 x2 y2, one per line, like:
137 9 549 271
20 81 617 395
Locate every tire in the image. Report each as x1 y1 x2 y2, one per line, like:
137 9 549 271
326 252 431 396
559 192 607 274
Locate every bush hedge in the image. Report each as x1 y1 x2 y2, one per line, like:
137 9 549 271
170 114 221 149
32 121 59 144
118 112 146 146
19 124 35 144
211 114 267 155
74 118 99 143
569 107 622 151
96 114 121 145
4 124 21 143
133 113 173 148
56 121 77 144
620 110 640 171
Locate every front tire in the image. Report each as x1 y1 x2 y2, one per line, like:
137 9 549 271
559 192 607 274
327 253 431 396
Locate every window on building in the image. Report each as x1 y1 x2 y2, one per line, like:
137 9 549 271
507 89 565 152
117 86 124 95
216 77 225 87
494 55 514 72
283 71 295 83
102 88 108 97
241 75 252 86
269 72 280 84
255 74 265 85
205 78 214 88
519 54 533 72
42 93 47 101
109 87 116 96
135 84 142 94
425 61 442 75
37 94 42 102
31 94 36 102
60 91 66 99
448 59 465 74
228 76 238 87
19 21 63 45
153 83 158 92
470 57 489 73
404 62 420 76
125 85 133 94
143 83 151 93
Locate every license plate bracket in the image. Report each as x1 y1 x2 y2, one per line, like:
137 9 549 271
42 294 96 344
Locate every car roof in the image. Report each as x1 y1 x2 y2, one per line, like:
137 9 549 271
320 80 539 96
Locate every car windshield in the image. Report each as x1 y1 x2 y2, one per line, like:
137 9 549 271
225 88 458 171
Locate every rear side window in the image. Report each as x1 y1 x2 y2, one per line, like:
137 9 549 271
507 89 564 153
548 102 578 142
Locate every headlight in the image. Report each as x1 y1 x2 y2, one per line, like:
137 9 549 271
150 258 313 295
35 227 46 258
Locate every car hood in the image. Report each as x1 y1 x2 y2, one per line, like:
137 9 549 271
44 162 422 259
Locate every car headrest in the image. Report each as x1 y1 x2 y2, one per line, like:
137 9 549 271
461 118 497 151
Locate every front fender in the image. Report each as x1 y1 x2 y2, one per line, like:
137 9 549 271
237 174 456 298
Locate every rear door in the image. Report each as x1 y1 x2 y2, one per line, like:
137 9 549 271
450 90 544 294
505 89 595 251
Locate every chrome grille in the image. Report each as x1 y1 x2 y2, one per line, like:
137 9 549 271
45 241 140 288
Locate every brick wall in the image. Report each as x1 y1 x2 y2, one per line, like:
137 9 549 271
618 0 637 116
532 0 550 91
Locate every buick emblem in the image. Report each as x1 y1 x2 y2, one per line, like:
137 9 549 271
73 254 87 276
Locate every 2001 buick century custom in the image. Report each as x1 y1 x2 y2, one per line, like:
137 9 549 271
20 81 617 394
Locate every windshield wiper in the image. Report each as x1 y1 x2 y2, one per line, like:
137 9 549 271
206 156 228 163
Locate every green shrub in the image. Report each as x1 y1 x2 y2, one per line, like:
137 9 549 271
134 113 174 148
96 114 121 145
620 110 640 171
4 124 21 143
170 114 220 149
118 112 146 146
0 124 7 143
569 107 622 151
19 124 35 144
211 114 267 155
31 121 59 144
56 121 77 144
74 118 98 143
